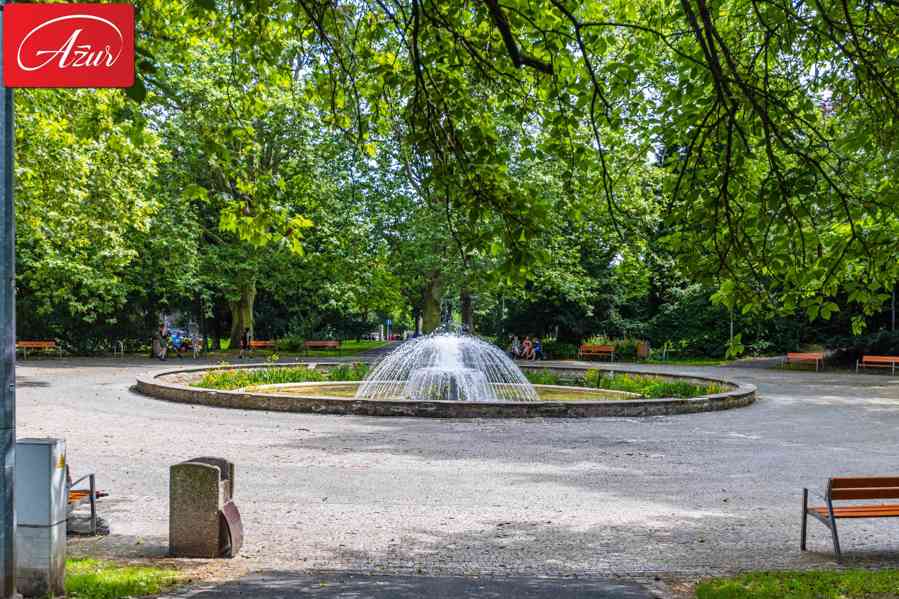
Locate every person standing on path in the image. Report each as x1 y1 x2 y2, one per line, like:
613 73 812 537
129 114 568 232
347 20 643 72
154 323 169 361
239 327 251 359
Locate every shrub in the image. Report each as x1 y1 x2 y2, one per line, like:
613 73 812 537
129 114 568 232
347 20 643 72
542 340 579 359
613 338 640 360
827 330 899 365
525 369 564 385
582 369 725 398
275 336 305 352
327 363 369 381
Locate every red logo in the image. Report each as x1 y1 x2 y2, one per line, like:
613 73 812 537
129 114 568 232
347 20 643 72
3 4 134 88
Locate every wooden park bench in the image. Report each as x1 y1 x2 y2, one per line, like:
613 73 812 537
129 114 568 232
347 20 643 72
16 340 62 359
67 467 106 535
782 351 824 371
249 340 276 351
578 343 615 362
802 476 899 560
856 355 899 375
304 340 340 352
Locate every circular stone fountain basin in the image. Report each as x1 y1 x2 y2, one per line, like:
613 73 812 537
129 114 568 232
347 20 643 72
135 363 756 417
243 381 640 402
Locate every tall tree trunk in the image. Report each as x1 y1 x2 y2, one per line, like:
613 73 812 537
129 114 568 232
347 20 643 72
228 280 257 348
421 272 442 333
412 306 422 335
210 314 222 350
460 288 474 332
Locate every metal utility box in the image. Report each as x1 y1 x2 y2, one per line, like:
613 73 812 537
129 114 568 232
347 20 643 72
16 438 67 597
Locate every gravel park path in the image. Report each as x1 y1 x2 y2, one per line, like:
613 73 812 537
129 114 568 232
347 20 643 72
15 356 899 596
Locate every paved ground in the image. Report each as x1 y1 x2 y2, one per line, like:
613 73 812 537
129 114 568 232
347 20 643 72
161 571 651 598
15 356 899 594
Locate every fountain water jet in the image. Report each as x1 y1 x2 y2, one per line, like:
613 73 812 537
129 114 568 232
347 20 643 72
355 331 539 402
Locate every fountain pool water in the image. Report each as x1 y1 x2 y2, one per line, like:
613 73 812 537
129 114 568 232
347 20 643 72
354 332 539 402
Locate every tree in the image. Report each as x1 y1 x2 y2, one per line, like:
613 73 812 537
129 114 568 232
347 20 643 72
15 89 173 346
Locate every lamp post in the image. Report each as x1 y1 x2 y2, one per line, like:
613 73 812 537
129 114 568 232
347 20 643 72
0 0 15 595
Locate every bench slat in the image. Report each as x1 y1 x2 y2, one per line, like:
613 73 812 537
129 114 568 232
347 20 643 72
304 341 340 349
830 487 899 500
810 505 899 518
861 356 899 364
832 477 899 488
787 352 823 360
17 341 56 348
68 490 90 504
579 344 614 358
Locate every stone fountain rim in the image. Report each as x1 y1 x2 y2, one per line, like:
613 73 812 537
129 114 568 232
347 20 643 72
133 362 756 418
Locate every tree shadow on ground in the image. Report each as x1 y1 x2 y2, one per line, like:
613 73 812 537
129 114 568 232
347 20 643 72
310 513 899 577
163 570 652 598
68 533 169 559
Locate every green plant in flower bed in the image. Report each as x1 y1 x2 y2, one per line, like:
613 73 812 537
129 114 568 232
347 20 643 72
541 339 579 360
696 569 899 599
583 370 725 398
326 363 370 381
525 369 566 385
193 366 326 389
193 363 371 389
525 369 725 398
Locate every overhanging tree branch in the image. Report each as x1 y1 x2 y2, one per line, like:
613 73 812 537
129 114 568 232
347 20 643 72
481 0 553 74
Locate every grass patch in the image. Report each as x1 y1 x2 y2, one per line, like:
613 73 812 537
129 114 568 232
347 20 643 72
695 570 899 599
192 363 370 390
288 340 387 357
66 558 181 599
644 357 730 366
336 340 387 351
524 369 726 398
199 340 385 358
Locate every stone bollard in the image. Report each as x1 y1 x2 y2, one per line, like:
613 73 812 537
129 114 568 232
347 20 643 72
169 457 242 558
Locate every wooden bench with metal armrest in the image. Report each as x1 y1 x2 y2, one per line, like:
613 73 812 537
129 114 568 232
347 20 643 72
67 468 107 535
802 476 899 561
249 340 276 352
783 351 824 371
856 355 899 375
304 340 340 351
578 344 615 362
16 340 62 359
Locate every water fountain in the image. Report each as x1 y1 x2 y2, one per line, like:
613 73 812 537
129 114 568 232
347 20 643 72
141 325 752 417
355 331 539 402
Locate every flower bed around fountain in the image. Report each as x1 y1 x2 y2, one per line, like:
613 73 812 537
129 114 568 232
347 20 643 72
134 361 756 418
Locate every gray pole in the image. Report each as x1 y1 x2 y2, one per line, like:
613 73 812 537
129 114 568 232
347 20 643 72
0 0 15 595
